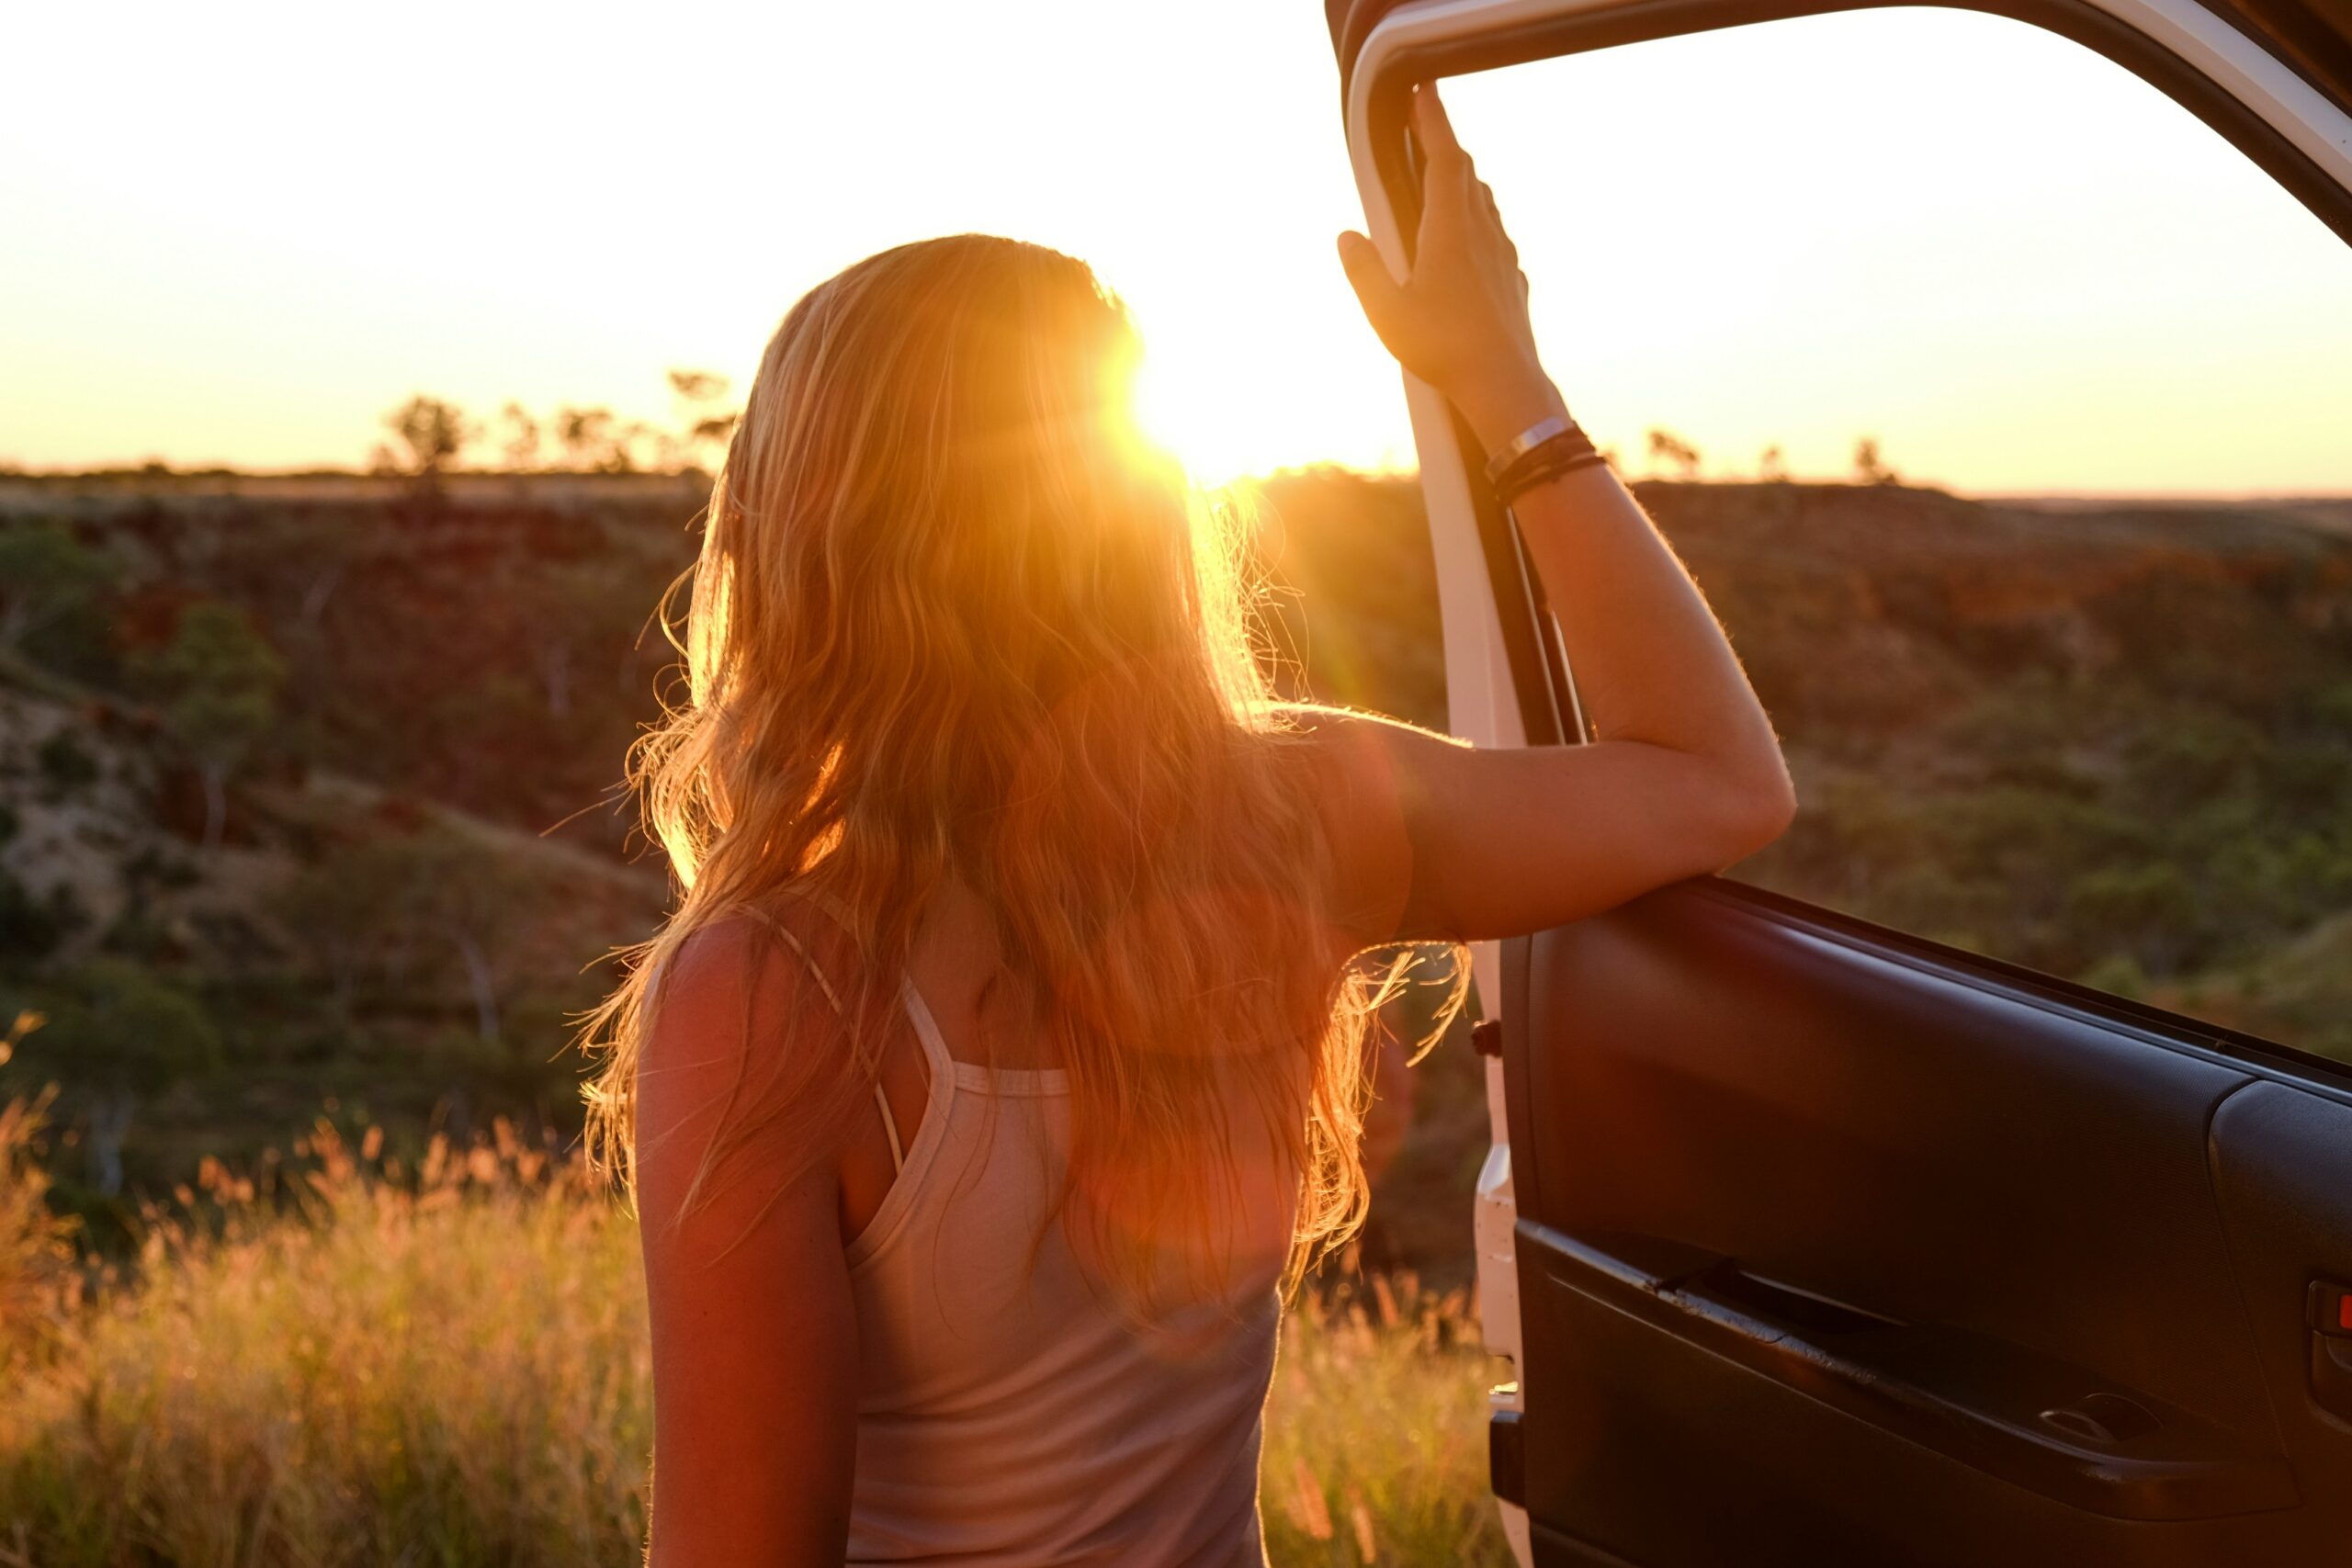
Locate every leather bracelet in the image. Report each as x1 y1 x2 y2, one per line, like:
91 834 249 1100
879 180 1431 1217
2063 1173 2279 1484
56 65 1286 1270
1491 424 1603 504
1497 445 1610 506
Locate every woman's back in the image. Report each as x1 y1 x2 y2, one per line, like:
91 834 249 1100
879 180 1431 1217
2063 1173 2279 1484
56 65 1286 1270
846 967 1284 1565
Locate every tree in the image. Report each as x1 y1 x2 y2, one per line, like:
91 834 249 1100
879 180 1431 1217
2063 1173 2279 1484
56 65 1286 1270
23 960 221 1196
666 368 727 405
668 368 740 469
271 847 401 1020
373 828 548 1043
497 401 542 472
382 395 476 479
1758 445 1789 483
1645 427 1702 481
611 422 662 474
1854 436 1900 486
0 524 116 653
293 522 362 632
550 409 662 474
518 558 645 720
554 406 617 471
141 603 287 848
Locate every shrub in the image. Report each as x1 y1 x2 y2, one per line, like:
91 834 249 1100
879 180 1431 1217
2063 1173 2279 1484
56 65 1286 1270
2075 952 2153 1000
2064 863 2199 973
35 731 101 799
0 1037 82 1373
28 960 224 1089
0 868 70 963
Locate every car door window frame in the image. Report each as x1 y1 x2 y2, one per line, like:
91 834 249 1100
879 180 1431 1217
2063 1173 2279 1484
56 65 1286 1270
1338 0 2352 991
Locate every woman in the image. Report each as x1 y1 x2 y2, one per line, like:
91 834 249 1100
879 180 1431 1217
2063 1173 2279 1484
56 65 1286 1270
585 85 1792 1566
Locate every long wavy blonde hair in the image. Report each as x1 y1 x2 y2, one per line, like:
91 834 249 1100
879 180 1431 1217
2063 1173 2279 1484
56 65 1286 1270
582 233 1455 1312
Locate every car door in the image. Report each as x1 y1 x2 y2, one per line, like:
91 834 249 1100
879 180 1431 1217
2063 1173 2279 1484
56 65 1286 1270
1325 1 2352 1562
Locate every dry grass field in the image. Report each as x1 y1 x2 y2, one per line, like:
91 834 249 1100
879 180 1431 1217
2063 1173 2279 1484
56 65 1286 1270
0 1087 1512 1567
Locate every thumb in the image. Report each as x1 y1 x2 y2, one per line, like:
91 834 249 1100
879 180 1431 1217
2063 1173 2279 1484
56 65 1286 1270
1336 231 1407 337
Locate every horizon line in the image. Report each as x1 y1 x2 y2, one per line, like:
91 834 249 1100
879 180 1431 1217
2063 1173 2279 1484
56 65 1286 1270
4 466 2349 509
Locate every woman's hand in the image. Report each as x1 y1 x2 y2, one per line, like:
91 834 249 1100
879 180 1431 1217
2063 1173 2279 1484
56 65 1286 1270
1338 84 1567 451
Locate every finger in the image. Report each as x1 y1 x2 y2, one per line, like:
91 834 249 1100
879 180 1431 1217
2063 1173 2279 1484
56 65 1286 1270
1413 82 1466 165
1336 231 1408 337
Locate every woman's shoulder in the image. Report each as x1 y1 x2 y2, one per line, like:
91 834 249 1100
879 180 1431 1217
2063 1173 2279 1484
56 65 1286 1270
642 897 863 1086
633 897 866 1204
1261 703 1441 951
655 895 856 1006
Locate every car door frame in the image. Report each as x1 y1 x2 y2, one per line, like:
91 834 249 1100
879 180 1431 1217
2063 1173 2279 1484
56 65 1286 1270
1331 1 2352 1559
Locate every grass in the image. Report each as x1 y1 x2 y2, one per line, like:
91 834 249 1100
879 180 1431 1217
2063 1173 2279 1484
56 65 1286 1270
0 1089 1514 1567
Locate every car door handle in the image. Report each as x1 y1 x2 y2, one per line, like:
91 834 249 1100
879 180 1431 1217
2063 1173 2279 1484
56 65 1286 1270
1526 1223 2300 1522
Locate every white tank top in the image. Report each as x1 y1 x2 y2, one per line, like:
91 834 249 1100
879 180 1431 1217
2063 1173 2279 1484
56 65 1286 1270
844 975 1283 1565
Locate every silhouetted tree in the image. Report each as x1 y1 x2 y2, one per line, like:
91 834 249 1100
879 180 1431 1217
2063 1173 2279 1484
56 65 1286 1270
668 368 740 468
497 401 541 472
1646 428 1702 481
554 406 617 471
612 421 663 474
383 396 476 479
1758 445 1789 482
1855 436 1900 486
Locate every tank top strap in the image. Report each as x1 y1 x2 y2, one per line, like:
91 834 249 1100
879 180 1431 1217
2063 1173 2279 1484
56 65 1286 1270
871 1081 905 1172
736 899 945 1130
733 901 847 1016
897 975 959 1083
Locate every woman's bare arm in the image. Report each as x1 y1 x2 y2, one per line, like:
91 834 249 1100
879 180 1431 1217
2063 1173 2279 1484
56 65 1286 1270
635 920 858 1566
1321 84 1794 943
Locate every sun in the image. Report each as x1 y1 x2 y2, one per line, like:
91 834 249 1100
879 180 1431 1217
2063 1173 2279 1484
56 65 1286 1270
1131 344 1280 490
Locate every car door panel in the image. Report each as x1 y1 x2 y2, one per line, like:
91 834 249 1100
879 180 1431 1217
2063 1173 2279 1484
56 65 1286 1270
1498 881 2352 1562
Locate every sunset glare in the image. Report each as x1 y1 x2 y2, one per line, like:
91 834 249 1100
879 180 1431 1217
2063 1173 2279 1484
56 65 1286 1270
3 1 2346 493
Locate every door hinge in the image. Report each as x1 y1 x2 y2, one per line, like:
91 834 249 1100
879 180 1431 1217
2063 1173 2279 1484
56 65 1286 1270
1489 1405 1526 1506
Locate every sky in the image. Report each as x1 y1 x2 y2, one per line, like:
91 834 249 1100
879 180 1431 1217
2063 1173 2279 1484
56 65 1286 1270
2 0 2346 493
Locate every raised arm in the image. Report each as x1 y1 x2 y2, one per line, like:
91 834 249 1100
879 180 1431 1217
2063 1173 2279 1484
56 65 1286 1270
1321 83 1795 945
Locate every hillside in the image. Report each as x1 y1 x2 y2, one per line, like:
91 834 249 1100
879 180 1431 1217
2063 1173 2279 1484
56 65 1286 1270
1655 484 2352 1023
2 470 2347 1267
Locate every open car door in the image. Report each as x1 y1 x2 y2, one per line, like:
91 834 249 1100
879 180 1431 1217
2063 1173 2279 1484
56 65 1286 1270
1326 1 2352 1562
